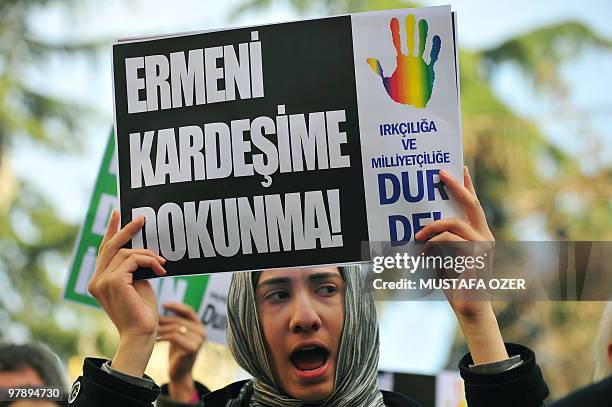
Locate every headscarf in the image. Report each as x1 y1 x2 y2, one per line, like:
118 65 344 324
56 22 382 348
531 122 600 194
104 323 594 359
225 265 385 407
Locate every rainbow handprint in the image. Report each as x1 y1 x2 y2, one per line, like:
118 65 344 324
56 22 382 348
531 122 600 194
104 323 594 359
367 14 441 108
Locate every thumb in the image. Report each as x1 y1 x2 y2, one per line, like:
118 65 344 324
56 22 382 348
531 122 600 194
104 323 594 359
367 58 384 79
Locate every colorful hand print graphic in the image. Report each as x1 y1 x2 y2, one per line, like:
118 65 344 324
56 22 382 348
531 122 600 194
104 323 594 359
367 14 441 108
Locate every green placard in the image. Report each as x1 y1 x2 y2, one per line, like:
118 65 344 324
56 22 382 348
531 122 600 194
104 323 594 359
63 130 216 321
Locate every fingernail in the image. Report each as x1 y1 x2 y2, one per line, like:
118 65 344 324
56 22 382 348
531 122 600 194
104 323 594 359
439 169 448 176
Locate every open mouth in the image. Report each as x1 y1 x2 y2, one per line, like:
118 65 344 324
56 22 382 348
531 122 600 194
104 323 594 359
290 346 329 371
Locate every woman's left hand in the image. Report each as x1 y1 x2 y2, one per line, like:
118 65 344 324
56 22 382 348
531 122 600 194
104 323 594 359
415 166 494 319
414 166 509 365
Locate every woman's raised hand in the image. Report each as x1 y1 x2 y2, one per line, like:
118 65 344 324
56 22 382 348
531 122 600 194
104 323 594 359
87 210 167 376
415 166 495 319
415 167 509 365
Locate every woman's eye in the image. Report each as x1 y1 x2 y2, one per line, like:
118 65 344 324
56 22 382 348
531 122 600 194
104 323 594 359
316 285 338 295
267 291 289 302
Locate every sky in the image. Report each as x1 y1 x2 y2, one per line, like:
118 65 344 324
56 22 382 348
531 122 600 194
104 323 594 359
7 0 612 371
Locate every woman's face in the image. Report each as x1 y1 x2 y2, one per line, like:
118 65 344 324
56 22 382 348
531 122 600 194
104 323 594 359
255 267 345 402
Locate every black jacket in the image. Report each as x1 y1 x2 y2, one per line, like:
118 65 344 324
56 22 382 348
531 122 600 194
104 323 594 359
549 375 612 407
200 380 420 407
67 344 549 407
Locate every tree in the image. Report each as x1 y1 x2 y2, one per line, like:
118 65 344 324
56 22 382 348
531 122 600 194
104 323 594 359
0 0 103 360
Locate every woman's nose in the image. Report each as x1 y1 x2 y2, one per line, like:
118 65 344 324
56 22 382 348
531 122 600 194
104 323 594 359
289 293 322 333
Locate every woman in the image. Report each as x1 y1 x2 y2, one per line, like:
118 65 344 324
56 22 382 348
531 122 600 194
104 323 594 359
68 168 549 406
221 266 412 406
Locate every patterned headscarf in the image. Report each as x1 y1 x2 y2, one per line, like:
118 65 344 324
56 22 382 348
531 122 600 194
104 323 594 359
225 266 385 407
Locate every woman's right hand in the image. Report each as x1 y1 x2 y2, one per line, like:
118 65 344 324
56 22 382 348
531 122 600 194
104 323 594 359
87 210 167 377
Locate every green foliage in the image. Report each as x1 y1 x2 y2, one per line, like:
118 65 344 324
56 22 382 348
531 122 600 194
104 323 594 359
0 0 101 360
0 181 80 358
231 0 418 19
482 22 612 92
0 0 98 156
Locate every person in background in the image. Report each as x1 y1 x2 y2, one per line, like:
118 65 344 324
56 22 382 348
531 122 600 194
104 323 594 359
155 302 211 407
549 301 612 406
0 342 67 407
